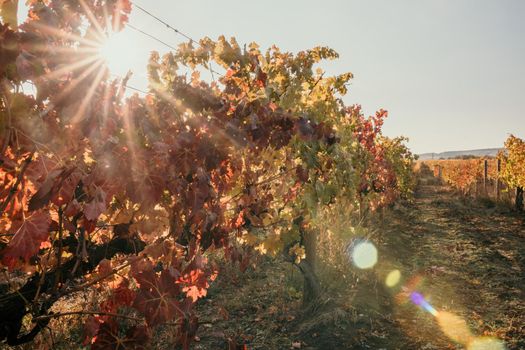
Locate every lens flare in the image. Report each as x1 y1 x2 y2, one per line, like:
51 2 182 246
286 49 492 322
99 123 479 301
409 292 438 316
385 269 401 287
437 311 473 345
405 291 507 349
351 241 378 269
468 337 507 350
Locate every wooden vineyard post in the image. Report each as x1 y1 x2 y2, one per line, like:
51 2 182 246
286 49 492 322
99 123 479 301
517 187 524 212
495 158 501 200
483 159 488 195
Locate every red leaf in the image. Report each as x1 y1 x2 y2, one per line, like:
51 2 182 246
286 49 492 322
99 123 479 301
295 165 309 183
84 186 107 221
52 169 82 206
27 169 62 211
112 279 135 307
179 253 211 302
127 173 164 211
82 316 101 346
28 167 79 211
132 261 183 326
255 69 267 88
90 322 150 350
234 210 245 228
64 199 81 217
91 320 120 350
97 258 112 276
1 211 50 268
15 51 37 81
100 279 136 312
111 0 132 31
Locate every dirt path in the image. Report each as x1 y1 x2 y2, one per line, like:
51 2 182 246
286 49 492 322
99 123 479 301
370 177 525 349
187 176 525 350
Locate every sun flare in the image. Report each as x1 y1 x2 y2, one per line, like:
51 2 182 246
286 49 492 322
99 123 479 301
97 29 137 76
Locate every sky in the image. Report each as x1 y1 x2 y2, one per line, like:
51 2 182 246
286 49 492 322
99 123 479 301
19 0 525 154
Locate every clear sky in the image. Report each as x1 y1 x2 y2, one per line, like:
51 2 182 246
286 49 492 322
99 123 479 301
19 0 525 154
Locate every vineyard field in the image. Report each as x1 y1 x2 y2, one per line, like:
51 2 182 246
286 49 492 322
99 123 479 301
419 149 524 212
418 159 505 196
1 1 524 349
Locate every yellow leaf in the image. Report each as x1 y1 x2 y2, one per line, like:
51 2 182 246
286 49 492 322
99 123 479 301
0 0 18 29
257 233 281 256
61 251 73 259
246 232 259 245
261 213 273 227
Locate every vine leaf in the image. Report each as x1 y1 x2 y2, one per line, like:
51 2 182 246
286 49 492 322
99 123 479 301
27 169 62 211
84 186 107 221
28 167 78 211
91 319 150 350
84 279 138 347
179 252 214 302
0 0 18 29
110 0 132 31
132 261 184 326
1 210 50 269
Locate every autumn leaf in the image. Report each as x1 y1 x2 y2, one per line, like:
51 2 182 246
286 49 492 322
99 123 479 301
28 167 78 211
53 169 82 206
179 252 212 302
91 319 150 350
132 261 183 326
82 315 102 346
99 278 136 312
0 0 18 29
1 211 50 268
295 165 309 183
127 172 164 211
255 68 267 88
27 169 62 211
84 186 107 221
97 258 113 276
111 0 132 31
91 321 121 350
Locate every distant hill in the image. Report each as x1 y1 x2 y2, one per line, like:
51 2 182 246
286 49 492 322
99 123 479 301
418 148 502 160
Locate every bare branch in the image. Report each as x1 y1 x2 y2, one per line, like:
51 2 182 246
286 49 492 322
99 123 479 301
33 311 143 322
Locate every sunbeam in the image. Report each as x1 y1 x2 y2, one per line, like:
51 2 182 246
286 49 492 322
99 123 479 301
69 63 107 125
96 29 138 76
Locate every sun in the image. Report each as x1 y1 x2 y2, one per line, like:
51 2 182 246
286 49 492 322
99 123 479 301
97 29 137 76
